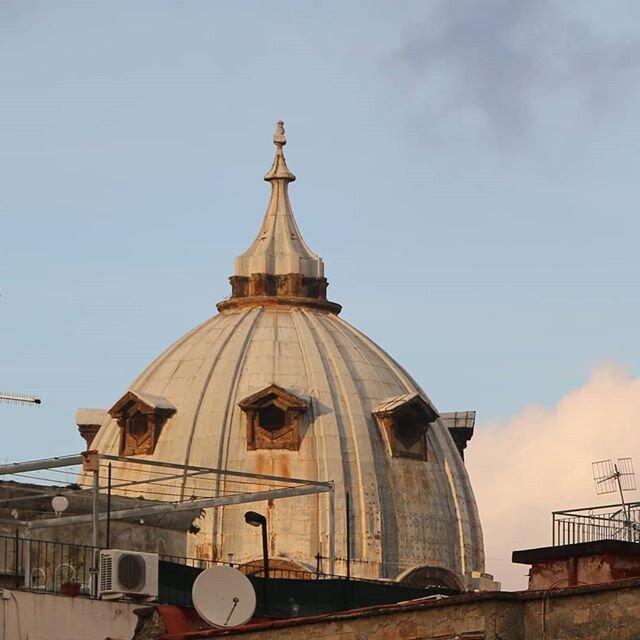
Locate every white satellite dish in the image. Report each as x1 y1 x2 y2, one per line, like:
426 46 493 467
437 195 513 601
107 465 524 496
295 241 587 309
192 566 256 628
51 495 69 516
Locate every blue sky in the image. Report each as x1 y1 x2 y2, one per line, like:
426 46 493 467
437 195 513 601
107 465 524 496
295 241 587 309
2 0 640 585
2 0 639 453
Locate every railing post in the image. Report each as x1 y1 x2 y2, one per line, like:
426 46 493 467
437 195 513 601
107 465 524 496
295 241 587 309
22 529 31 589
13 529 19 589
328 483 335 575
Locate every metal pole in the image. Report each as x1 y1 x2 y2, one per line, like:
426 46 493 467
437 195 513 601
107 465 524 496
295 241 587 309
106 463 112 549
91 467 99 597
28 483 331 530
99 453 332 488
261 522 269 614
328 483 335 575
614 464 632 541
346 491 351 580
22 529 31 590
13 529 19 589
0 455 85 476
92 467 99 548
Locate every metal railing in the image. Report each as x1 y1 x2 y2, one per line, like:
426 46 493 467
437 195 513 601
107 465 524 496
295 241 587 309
0 533 96 595
0 534 444 603
160 553 321 580
0 534 323 597
552 501 640 546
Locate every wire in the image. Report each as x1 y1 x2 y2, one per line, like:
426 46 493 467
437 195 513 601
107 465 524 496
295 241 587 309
541 578 587 640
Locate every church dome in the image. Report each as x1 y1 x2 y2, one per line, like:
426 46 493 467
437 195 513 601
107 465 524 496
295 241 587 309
87 122 485 587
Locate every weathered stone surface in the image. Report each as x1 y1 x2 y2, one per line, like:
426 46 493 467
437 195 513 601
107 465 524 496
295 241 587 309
157 580 637 640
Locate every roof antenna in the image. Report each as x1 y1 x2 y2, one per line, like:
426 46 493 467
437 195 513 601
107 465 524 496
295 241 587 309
0 392 41 406
592 457 637 541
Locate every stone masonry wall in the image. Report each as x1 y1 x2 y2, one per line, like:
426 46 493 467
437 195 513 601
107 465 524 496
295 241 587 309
208 579 640 640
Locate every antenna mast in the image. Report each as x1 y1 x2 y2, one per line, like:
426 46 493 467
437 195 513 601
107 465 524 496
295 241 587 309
0 392 41 406
592 458 637 541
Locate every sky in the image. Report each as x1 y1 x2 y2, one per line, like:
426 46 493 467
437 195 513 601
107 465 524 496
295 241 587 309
2 1 640 590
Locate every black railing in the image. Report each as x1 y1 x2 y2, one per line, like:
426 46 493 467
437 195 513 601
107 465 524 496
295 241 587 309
0 533 450 608
0 533 96 595
160 553 321 580
552 501 640 546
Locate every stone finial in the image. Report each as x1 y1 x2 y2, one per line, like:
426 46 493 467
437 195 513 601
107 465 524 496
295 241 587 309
273 120 287 146
265 120 295 182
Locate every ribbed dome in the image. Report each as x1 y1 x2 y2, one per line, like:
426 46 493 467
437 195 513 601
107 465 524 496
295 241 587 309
92 305 484 583
87 123 485 586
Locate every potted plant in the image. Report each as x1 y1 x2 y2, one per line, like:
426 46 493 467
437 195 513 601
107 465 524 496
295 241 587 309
60 580 81 597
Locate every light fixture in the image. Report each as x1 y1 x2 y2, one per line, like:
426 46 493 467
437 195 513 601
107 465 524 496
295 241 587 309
244 510 269 613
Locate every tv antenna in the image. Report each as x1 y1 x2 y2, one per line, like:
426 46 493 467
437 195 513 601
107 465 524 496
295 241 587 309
0 392 41 406
592 457 637 541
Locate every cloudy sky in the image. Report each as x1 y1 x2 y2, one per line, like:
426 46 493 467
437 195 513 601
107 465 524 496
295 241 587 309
2 1 640 589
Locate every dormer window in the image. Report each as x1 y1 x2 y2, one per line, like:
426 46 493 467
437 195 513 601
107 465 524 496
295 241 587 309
108 390 176 456
239 384 308 451
373 393 439 460
259 405 286 431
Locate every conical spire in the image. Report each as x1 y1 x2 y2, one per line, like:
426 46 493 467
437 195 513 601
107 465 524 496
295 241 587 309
234 121 324 279
218 122 341 315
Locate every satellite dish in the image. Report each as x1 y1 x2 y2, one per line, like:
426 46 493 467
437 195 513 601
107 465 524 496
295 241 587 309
192 566 256 628
51 495 69 516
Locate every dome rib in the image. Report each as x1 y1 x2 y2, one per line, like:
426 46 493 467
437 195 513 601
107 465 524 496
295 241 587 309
171 307 260 497
304 311 385 564
325 314 402 572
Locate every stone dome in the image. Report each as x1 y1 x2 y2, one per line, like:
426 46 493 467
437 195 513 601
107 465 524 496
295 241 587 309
87 122 485 587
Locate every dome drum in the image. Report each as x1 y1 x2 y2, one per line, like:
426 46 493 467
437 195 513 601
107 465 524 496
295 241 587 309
227 273 330 303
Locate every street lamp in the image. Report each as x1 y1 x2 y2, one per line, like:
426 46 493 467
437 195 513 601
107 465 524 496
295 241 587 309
244 510 269 613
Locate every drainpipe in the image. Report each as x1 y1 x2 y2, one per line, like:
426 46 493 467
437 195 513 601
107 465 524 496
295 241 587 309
2 590 10 640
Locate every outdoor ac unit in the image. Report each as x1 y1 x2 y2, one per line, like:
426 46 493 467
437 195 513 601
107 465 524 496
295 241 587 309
98 549 159 600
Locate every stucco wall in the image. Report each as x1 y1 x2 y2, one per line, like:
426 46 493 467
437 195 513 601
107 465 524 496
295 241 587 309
0 588 138 640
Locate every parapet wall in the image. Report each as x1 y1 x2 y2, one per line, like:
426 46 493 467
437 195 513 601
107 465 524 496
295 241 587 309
193 578 640 640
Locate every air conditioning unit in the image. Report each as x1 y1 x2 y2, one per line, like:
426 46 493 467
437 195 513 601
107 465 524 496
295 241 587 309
99 549 159 600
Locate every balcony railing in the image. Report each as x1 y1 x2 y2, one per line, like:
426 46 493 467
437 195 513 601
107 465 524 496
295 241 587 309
0 534 96 594
0 534 327 598
552 501 640 546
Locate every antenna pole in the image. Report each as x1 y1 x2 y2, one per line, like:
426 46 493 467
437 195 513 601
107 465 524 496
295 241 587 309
106 463 112 549
614 464 632 541
0 392 41 406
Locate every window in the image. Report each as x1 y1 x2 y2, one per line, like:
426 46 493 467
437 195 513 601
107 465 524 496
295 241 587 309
259 405 286 431
108 390 176 456
239 384 308 451
373 393 439 460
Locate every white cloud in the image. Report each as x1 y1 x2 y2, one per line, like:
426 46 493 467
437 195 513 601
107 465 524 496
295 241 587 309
466 363 640 590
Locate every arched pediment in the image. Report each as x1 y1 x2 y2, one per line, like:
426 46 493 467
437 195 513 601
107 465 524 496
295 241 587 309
396 564 463 591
